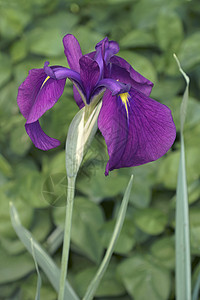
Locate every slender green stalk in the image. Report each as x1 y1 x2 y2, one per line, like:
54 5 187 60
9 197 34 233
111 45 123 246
174 54 191 300
58 176 76 300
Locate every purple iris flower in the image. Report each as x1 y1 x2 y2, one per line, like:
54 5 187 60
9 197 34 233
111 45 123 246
17 34 176 175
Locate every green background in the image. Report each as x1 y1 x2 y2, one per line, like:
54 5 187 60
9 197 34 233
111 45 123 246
0 0 200 299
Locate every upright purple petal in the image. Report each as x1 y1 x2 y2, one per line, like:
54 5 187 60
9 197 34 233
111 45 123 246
25 121 60 150
95 38 119 64
110 56 153 96
63 34 82 72
94 38 119 79
79 55 100 103
26 77 66 124
104 40 120 63
17 68 46 119
98 88 176 175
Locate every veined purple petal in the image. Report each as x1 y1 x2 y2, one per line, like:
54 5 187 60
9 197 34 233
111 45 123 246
26 76 66 124
98 90 129 176
98 88 176 175
79 55 100 104
63 34 82 72
110 56 153 96
17 68 46 120
95 78 130 96
25 121 60 150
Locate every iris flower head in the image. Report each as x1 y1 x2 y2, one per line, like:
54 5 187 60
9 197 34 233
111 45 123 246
17 34 176 175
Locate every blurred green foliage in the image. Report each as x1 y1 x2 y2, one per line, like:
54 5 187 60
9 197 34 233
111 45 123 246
0 0 200 299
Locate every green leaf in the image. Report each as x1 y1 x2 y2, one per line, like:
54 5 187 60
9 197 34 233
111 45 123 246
9 202 79 300
189 208 200 256
151 237 175 270
158 145 200 190
10 170 49 208
83 175 133 300
0 246 34 284
118 255 171 300
10 119 31 156
71 27 104 53
74 262 125 298
134 208 168 235
0 192 33 238
0 7 31 39
178 32 200 70
131 0 179 29
10 39 28 63
120 30 156 48
31 238 42 300
20 274 57 300
0 153 13 177
28 28 64 57
100 218 136 255
192 262 200 300
0 52 12 87
53 197 104 263
156 10 183 51
77 166 128 202
174 54 191 300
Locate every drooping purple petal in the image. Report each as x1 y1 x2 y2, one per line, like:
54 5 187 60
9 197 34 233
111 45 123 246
17 68 47 120
98 90 129 176
63 34 82 72
98 88 176 175
110 56 153 96
25 121 60 150
26 76 66 124
79 55 100 103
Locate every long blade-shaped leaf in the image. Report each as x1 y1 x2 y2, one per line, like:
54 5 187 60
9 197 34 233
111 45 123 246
10 202 79 300
174 54 191 300
31 238 42 300
83 175 133 300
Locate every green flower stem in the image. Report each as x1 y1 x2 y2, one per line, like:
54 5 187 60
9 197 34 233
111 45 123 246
58 176 76 300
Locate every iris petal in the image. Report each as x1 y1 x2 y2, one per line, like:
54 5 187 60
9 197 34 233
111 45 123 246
63 34 82 72
98 88 176 175
79 55 100 103
17 68 46 120
98 90 129 176
25 121 60 150
95 78 130 96
110 56 153 96
26 76 66 124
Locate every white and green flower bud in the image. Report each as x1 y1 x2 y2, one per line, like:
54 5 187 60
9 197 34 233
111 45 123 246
65 101 102 178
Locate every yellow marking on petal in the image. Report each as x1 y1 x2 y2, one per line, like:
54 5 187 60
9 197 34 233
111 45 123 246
41 76 50 89
120 92 130 118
